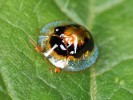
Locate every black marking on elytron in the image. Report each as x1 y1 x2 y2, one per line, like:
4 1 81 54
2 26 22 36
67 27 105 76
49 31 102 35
54 26 66 36
67 37 94 58
50 24 94 58
49 36 67 56
54 24 81 36
84 33 94 52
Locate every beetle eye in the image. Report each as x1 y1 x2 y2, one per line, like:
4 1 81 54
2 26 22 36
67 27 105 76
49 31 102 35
54 26 66 36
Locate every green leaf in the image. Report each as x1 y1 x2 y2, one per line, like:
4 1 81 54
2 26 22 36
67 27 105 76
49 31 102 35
0 0 133 100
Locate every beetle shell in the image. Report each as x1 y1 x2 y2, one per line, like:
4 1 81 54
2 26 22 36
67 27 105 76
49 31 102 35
38 21 98 71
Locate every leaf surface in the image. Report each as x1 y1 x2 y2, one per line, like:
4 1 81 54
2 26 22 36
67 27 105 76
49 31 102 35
0 0 133 100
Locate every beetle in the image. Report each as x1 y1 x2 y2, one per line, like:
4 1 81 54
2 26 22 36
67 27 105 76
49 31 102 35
33 21 98 73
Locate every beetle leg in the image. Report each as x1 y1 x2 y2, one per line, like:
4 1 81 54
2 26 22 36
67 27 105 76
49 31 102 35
30 39 44 53
54 67 61 74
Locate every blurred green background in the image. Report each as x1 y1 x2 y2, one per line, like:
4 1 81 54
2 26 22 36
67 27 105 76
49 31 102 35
0 0 133 100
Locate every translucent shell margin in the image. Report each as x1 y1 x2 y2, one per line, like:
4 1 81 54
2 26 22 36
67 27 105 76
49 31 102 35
38 21 98 71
